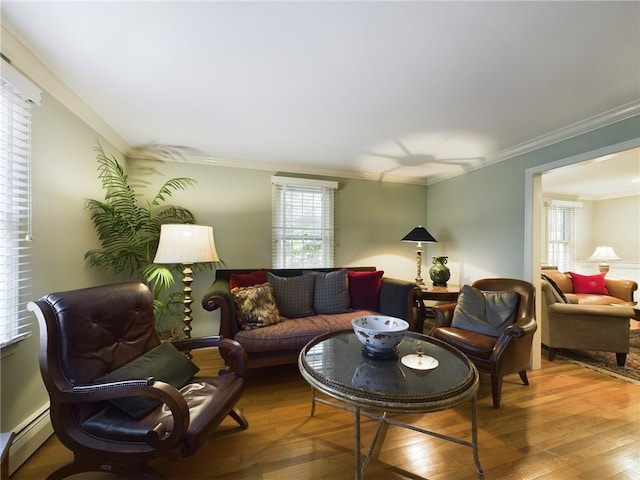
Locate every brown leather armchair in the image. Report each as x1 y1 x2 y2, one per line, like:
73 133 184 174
430 278 537 409
28 282 248 480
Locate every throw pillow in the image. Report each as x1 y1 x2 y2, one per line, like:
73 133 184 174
230 269 267 289
304 269 350 314
569 272 608 295
266 272 316 318
451 285 519 337
231 282 282 330
348 270 384 312
94 342 200 419
541 273 568 303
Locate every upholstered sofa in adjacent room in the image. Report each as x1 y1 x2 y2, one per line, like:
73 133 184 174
202 267 422 369
541 269 637 305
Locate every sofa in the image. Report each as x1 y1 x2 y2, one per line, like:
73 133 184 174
541 269 637 305
540 279 636 365
202 267 422 369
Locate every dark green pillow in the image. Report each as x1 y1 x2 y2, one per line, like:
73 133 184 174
94 342 199 418
451 285 518 337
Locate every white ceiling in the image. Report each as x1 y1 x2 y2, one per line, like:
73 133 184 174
2 1 639 192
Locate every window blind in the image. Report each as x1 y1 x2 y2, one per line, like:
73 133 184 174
544 200 582 272
272 176 338 268
1 59 41 348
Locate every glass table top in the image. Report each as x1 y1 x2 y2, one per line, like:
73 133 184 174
299 330 478 409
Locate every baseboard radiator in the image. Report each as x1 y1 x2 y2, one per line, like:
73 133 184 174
8 403 53 476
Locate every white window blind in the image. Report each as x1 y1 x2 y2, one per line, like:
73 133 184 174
544 200 582 272
1 59 40 348
272 176 338 268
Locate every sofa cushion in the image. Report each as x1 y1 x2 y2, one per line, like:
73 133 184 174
348 270 384 312
231 282 283 330
234 310 375 353
94 342 200 419
570 272 608 295
267 272 316 318
230 269 267 289
304 269 350 314
451 285 518 337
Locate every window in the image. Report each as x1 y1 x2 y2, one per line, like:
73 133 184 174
544 200 582 272
272 176 338 268
1 58 40 348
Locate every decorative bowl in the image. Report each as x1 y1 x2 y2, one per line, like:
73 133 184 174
351 315 409 357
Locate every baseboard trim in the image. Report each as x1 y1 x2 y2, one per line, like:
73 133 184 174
8 404 53 476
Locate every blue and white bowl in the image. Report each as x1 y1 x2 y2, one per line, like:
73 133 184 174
351 315 409 355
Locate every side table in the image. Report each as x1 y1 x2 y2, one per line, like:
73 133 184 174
417 284 461 333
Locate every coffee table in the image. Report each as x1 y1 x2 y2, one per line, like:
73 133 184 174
298 330 482 479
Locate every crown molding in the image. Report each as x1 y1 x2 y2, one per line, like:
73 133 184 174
427 100 640 186
1 23 129 153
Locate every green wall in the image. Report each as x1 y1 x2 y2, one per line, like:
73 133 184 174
426 116 640 285
0 94 429 450
128 159 429 337
0 93 124 455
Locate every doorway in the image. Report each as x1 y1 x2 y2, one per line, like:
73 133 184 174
524 138 640 369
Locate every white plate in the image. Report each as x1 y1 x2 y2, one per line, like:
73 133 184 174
401 354 439 370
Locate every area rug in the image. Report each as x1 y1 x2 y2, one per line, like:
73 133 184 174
544 329 640 385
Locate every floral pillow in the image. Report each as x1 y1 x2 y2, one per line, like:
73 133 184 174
231 282 282 330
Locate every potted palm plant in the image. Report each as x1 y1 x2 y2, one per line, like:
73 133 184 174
84 143 204 338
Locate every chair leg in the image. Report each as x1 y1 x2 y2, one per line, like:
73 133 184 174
229 407 249 429
548 348 557 361
490 375 502 409
616 352 627 367
518 370 529 386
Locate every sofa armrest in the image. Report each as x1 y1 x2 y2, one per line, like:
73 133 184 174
378 277 421 330
201 279 239 339
605 278 638 302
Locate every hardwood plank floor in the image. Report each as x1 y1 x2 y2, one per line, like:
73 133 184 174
10 347 640 480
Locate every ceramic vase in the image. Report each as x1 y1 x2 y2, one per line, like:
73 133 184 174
429 256 450 286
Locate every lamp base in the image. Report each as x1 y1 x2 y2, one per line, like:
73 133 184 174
598 263 610 276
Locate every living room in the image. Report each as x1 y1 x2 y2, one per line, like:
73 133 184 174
1 2 639 478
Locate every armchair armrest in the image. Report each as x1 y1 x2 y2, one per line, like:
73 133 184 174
605 278 638 302
70 379 189 451
432 303 457 328
173 336 247 377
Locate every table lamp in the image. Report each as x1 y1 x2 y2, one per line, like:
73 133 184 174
401 225 437 286
154 224 219 346
587 246 621 275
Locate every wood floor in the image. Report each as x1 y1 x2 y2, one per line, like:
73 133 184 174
10 346 640 480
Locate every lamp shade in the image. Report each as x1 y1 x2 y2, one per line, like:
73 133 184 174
401 226 437 243
587 246 621 262
154 224 220 264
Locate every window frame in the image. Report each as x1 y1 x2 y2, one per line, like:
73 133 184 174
1 58 41 349
543 199 582 272
271 176 338 269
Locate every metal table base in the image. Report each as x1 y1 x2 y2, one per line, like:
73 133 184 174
309 387 484 479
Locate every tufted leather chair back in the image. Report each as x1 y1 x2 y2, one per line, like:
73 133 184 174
39 282 160 386
35 282 160 425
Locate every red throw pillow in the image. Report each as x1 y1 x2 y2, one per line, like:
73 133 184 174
348 270 384 311
569 272 608 295
230 269 267 289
